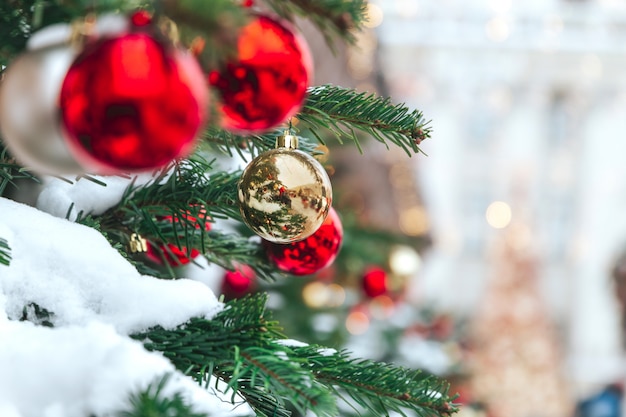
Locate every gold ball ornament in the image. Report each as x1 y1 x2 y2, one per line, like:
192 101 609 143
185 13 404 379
238 132 332 243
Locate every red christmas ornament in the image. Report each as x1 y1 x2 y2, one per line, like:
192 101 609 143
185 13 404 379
130 10 152 27
60 31 208 173
263 207 342 276
222 264 256 298
361 266 389 298
209 14 312 133
146 242 202 267
145 206 211 267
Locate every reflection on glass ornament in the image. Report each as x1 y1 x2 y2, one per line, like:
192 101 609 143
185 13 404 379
209 14 312 133
238 132 332 243
0 24 84 174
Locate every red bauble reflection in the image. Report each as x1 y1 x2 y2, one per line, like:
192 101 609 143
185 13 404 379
222 264 256 298
145 206 211 267
263 208 342 276
362 266 389 298
60 32 208 173
209 14 312 133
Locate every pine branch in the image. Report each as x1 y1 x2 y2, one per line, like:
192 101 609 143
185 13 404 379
201 230 283 283
0 237 11 267
298 85 431 155
294 346 458 417
136 294 291 417
136 294 458 417
116 158 241 222
238 347 338 417
200 127 320 161
0 144 41 197
264 0 368 47
0 0 150 69
117 373 209 417
159 0 249 69
94 158 283 281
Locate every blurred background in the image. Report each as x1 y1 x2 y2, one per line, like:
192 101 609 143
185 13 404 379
219 1 626 416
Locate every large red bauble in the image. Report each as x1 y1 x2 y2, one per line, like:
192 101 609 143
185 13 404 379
209 15 312 133
361 266 389 298
59 32 208 173
263 207 342 276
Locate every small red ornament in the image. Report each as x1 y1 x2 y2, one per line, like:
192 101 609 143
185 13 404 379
222 264 256 298
263 207 342 276
130 10 152 27
361 266 389 298
146 242 202 267
145 206 211 267
60 31 208 173
209 14 312 133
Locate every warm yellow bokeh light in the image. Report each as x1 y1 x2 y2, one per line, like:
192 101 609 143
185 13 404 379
388 245 421 276
302 282 328 308
326 284 346 307
485 201 512 229
399 206 430 236
364 4 384 28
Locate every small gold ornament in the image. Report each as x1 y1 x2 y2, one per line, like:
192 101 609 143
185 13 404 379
238 131 332 243
129 233 148 253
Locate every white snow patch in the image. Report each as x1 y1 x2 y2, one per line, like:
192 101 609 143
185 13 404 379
36 173 155 220
317 348 338 357
0 320 252 417
0 197 222 334
0 196 255 416
275 351 289 360
274 339 309 348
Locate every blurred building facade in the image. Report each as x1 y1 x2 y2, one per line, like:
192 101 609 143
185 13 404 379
372 0 626 402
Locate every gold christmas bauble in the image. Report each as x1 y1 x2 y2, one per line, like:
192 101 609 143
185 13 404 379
238 134 332 243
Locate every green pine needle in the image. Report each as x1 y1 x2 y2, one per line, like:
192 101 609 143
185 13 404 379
136 294 459 417
200 127 320 161
0 144 41 197
0 237 11 267
117 373 209 417
299 85 431 156
264 0 368 47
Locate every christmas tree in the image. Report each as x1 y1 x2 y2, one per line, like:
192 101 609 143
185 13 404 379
469 223 572 417
0 1 458 416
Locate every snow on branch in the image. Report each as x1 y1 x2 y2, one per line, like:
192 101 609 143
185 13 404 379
0 197 222 334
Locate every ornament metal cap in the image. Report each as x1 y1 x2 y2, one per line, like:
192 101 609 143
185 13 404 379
275 131 299 150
